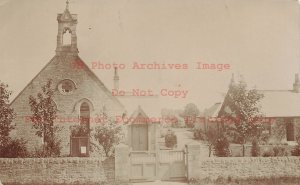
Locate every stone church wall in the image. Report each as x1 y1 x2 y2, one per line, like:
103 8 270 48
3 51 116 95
10 55 125 156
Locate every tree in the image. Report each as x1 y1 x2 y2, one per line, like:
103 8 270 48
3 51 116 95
206 127 220 157
222 79 264 156
93 117 122 157
213 134 230 157
251 138 260 157
181 103 200 128
0 81 28 158
29 79 61 157
0 81 15 148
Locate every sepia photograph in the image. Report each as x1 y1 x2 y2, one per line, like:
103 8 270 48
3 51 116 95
0 0 300 184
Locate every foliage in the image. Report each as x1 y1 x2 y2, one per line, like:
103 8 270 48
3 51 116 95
259 132 270 145
193 128 206 140
70 125 91 137
213 135 230 157
251 138 260 157
291 137 300 156
270 119 286 142
161 108 183 127
181 103 200 128
29 79 61 157
193 127 219 157
0 81 29 158
0 138 28 158
93 118 122 157
207 127 221 157
261 145 287 157
262 149 274 157
222 79 264 156
273 146 288 156
165 130 177 148
0 81 15 148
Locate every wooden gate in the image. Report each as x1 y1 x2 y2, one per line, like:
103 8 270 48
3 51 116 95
159 150 186 181
129 151 157 182
129 150 186 182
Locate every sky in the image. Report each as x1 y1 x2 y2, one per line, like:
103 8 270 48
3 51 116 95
0 0 299 113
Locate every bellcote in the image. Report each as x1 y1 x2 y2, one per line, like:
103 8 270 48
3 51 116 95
56 0 79 56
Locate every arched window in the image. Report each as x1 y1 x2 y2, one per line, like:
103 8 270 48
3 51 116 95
63 28 72 46
80 102 90 133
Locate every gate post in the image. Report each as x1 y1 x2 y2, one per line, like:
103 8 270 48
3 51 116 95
115 143 130 182
186 142 201 180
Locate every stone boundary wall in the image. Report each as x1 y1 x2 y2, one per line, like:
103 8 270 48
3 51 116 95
195 157 300 180
186 143 300 180
0 157 115 184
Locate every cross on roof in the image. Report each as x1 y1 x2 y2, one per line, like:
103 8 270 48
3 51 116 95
66 0 70 11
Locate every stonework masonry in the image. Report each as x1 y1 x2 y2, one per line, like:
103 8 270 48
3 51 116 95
10 55 125 155
0 157 115 184
186 144 300 181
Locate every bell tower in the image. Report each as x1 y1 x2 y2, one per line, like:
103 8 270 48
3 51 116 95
56 0 79 56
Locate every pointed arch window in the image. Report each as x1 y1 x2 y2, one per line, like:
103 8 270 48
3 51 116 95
80 102 90 135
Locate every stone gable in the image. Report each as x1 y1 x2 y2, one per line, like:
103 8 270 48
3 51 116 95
10 55 125 155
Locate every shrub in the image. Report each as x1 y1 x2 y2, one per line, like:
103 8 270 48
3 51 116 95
291 146 300 156
259 132 270 145
0 138 28 158
213 135 230 157
165 130 177 148
291 138 300 156
70 125 90 137
193 128 206 140
30 137 61 157
262 149 274 157
251 138 260 157
93 119 122 157
273 146 287 156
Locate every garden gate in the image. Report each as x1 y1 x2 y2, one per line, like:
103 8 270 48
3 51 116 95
129 150 186 182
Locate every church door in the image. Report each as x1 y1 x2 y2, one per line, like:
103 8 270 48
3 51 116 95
132 124 148 151
70 102 90 157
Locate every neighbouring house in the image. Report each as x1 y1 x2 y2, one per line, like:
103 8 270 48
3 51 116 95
194 102 222 133
202 74 300 144
10 3 126 156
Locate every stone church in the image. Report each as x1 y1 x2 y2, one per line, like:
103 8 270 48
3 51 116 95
10 2 129 156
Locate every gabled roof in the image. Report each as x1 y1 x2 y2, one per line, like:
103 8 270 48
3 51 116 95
217 87 300 118
203 102 222 118
10 55 124 110
258 90 300 117
127 106 154 124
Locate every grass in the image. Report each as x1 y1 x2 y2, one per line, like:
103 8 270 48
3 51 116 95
189 176 300 185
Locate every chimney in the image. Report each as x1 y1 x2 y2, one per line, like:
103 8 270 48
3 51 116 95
113 67 119 90
293 73 300 93
229 73 236 88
